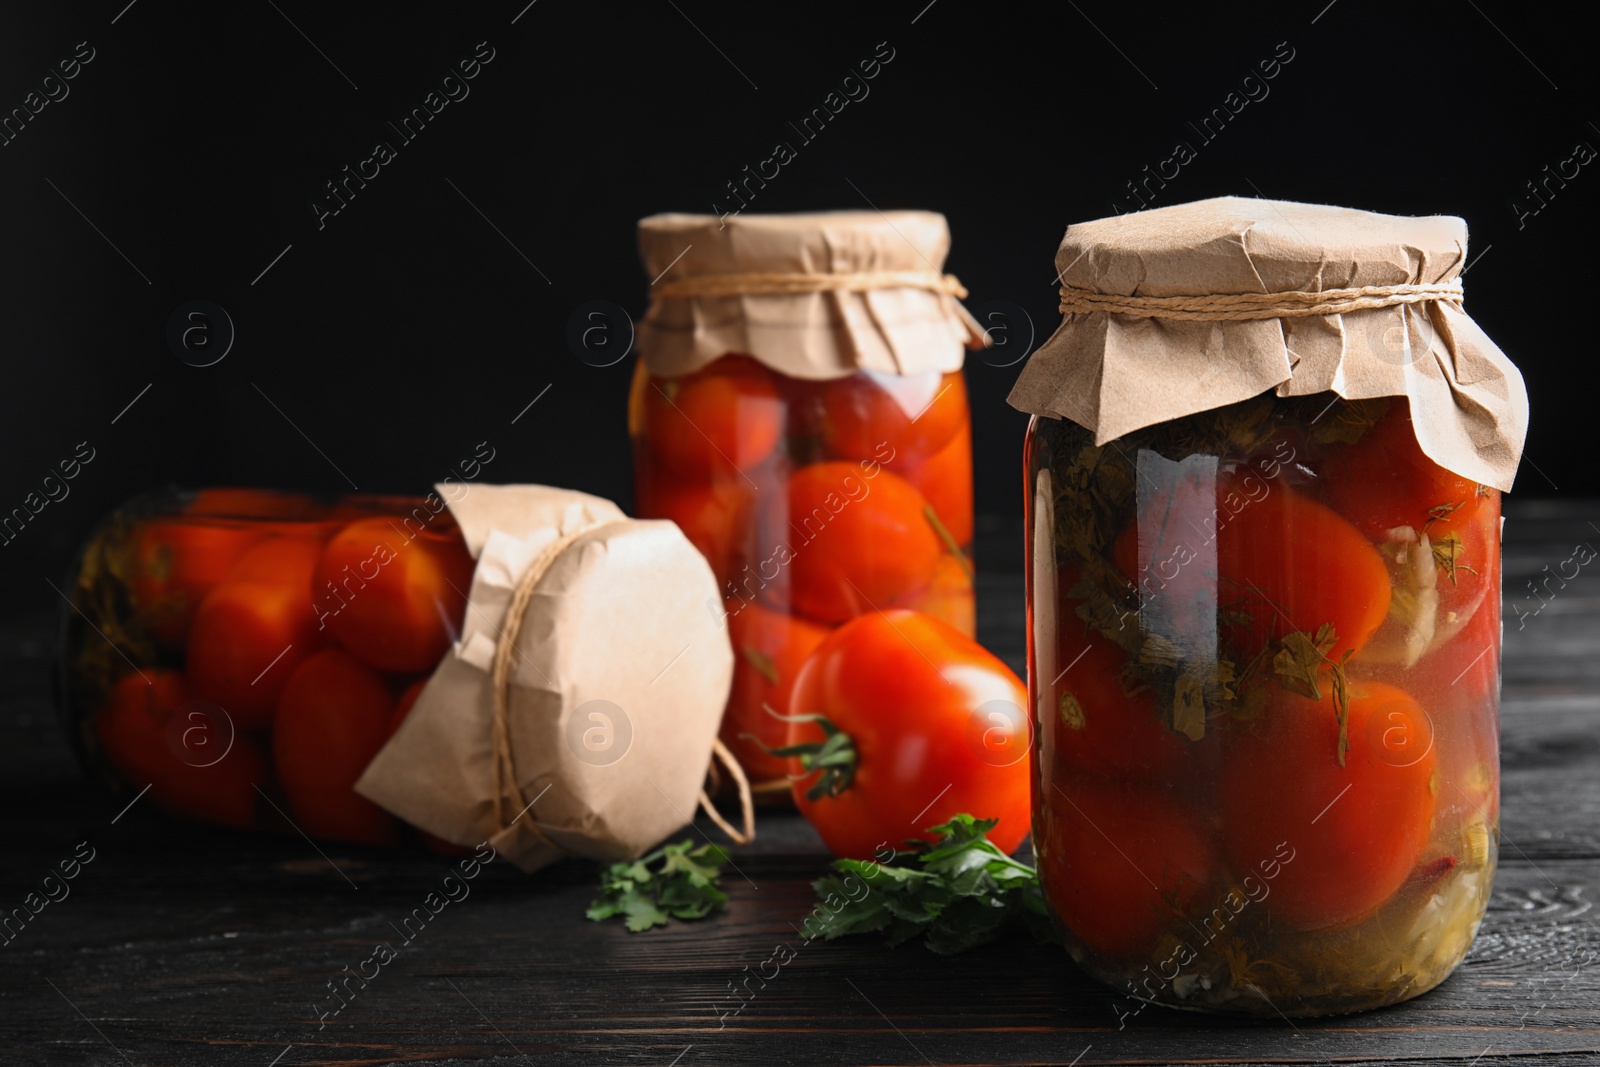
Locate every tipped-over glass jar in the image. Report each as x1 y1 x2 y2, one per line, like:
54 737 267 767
631 211 986 797
59 488 475 849
1010 196 1527 1016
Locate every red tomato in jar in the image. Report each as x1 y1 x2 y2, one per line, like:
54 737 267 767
317 518 475 674
900 422 974 548
1036 778 1213 958
1321 400 1486 541
1383 588 1501 828
820 369 966 463
721 602 831 783
186 580 317 728
1218 680 1437 930
1322 402 1498 658
1118 474 1391 662
130 520 264 648
388 678 428 741
94 670 265 829
784 462 942 623
227 534 327 585
783 610 1031 859
1049 633 1189 781
1214 483 1397 659
634 456 757 586
896 554 976 637
273 648 398 845
641 357 784 478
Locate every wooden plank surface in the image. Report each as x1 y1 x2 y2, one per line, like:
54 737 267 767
1 502 1598 1066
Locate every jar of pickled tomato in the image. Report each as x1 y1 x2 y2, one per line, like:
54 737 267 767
57 487 477 846
1010 198 1529 1016
633 211 988 798
60 482 736 867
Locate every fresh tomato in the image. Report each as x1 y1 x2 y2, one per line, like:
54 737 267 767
820 369 966 463
1048 632 1189 781
130 520 264 648
895 554 975 637
784 462 942 623
94 670 265 829
273 648 398 845
1036 778 1213 958
900 422 974 547
641 357 784 478
780 610 1031 859
721 602 831 783
634 454 757 586
316 518 475 673
1218 679 1437 930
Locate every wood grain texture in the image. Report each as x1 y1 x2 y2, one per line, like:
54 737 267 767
1 502 1597 1066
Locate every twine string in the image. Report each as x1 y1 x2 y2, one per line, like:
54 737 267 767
654 270 968 300
1057 280 1464 322
698 737 756 846
490 518 625 847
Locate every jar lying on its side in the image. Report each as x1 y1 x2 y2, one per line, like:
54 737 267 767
60 488 475 848
1027 395 1500 1016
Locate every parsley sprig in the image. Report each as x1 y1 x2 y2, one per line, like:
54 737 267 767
806 814 1052 954
586 840 730 932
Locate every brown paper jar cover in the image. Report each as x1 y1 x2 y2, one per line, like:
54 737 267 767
356 484 733 872
636 210 987 381
1007 196 1529 490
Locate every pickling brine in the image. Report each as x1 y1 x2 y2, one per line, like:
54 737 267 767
1026 394 1500 1016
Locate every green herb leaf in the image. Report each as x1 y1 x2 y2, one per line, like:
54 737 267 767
588 840 730 932
804 814 1051 955
1172 671 1207 741
739 644 779 686
1304 396 1390 445
1272 624 1337 700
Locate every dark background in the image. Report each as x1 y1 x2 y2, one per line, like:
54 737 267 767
1 0 1593 596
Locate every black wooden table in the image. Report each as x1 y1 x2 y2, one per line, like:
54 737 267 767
3 505 1598 1067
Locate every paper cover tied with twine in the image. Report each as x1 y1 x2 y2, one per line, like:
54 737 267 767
355 484 733 873
1007 196 1529 490
637 211 989 381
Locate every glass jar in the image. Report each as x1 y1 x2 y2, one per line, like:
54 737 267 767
1026 392 1501 1016
630 355 975 794
59 487 475 849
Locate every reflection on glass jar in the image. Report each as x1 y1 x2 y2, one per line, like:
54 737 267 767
1025 393 1501 1017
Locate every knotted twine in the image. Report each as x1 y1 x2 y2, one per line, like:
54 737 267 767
489 519 756 850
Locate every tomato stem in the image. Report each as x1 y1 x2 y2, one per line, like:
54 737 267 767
748 704 858 802
923 504 975 582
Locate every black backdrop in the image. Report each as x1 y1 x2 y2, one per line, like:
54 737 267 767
1 0 1593 594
